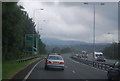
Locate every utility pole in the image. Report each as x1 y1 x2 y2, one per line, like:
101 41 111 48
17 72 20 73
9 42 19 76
33 8 44 55
84 2 104 61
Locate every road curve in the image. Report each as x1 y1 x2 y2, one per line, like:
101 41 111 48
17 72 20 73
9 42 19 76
26 54 107 79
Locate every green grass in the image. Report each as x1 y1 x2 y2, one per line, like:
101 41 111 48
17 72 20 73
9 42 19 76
0 62 2 81
2 57 41 79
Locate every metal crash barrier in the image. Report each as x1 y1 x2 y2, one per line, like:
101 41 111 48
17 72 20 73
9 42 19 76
70 55 113 71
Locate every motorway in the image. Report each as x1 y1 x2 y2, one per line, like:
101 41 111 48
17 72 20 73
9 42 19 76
26 54 107 79
87 53 116 64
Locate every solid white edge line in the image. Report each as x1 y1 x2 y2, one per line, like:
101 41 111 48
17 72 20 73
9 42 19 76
71 59 79 64
70 58 107 73
80 61 107 73
23 59 44 81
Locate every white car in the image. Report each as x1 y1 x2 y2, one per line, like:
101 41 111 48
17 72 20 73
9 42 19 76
44 54 64 70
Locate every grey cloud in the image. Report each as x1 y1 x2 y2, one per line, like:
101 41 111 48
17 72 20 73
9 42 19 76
19 1 118 43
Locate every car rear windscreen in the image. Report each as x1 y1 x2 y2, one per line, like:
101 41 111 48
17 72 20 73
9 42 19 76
48 56 63 60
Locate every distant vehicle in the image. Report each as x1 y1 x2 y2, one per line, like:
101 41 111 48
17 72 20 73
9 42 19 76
82 51 88 58
96 56 106 62
94 52 104 60
48 53 58 55
75 54 79 57
44 54 64 70
82 54 88 58
75 54 82 58
107 61 120 81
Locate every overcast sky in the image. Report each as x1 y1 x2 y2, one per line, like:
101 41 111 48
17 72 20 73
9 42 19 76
18 1 118 43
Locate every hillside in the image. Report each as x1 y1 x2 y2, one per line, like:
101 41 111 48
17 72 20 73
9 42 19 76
41 38 110 53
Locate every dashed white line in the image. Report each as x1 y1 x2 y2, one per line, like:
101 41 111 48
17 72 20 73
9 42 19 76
71 59 79 64
70 58 107 73
23 59 44 81
79 61 107 73
72 70 76 74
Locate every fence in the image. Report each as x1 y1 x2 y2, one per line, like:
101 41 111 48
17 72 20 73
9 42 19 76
70 55 113 71
16 56 40 63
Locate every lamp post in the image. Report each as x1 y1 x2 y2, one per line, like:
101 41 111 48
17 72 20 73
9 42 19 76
84 2 104 61
33 8 44 55
37 20 47 35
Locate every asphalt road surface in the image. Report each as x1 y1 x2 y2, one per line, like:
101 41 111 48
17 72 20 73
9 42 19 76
87 53 116 64
27 54 107 79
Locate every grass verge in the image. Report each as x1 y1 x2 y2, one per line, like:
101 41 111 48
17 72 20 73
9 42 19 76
2 57 42 79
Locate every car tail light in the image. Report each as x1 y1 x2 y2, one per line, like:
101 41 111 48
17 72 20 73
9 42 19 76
60 62 64 64
46 61 51 63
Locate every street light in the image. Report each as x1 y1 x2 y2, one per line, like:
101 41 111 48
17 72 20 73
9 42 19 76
84 2 104 61
33 8 44 22
37 20 47 35
32 8 44 55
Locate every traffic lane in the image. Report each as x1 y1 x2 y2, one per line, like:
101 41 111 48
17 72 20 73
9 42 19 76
87 53 116 64
28 58 76 79
70 59 107 79
28 54 107 79
28 54 87 79
62 54 107 79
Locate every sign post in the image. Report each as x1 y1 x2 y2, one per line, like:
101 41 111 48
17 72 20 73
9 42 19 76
25 34 33 53
25 34 39 54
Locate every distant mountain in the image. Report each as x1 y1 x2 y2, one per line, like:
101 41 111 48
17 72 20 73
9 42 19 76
41 38 88 45
41 38 110 53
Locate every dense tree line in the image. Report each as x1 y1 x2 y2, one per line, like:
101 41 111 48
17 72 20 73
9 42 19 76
51 47 75 54
2 2 47 61
102 42 119 60
60 47 74 53
38 38 47 54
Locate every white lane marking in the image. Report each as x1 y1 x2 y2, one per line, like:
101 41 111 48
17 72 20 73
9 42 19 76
70 58 107 73
72 70 76 74
23 59 44 81
79 61 107 73
71 59 79 64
